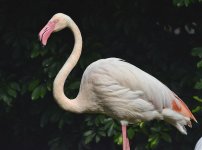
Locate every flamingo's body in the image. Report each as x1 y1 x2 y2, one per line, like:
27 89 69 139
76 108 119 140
39 13 196 150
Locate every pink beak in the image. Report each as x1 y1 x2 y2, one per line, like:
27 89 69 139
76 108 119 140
39 21 56 46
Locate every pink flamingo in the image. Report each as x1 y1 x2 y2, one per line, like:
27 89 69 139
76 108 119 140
39 13 197 150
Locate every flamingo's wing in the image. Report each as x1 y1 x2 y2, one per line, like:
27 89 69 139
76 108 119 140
91 72 161 121
86 58 196 121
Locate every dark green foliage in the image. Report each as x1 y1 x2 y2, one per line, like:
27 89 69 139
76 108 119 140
191 47 202 114
173 0 202 7
0 0 202 150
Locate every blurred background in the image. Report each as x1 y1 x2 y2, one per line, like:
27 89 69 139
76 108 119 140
0 0 202 149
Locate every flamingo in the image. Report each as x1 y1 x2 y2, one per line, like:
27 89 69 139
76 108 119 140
39 13 197 150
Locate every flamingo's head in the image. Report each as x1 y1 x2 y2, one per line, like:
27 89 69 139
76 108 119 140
39 13 70 46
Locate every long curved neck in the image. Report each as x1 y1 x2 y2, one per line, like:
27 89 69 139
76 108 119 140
53 18 83 113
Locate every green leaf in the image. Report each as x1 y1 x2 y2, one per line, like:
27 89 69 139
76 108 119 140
31 86 41 100
107 123 114 136
29 79 40 91
173 0 184 7
94 117 99 126
97 115 105 123
40 85 47 98
83 130 93 137
95 135 100 143
31 49 40 58
7 88 17 98
191 47 202 58
151 127 160 132
184 0 190 6
1 94 12 106
194 79 202 89
139 121 145 128
193 96 202 102
192 106 201 113
84 133 96 144
148 135 159 149
98 130 106 137
114 133 122 145
161 132 172 143
150 137 159 148
127 127 135 139
104 120 113 130
46 80 52 91
197 60 202 68
47 63 60 78
31 84 47 100
10 82 20 91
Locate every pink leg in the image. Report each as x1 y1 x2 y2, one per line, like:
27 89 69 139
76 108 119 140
122 124 130 150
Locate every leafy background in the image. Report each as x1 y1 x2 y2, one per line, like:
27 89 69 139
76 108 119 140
0 0 202 149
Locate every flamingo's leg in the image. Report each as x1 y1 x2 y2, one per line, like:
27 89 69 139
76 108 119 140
122 124 130 150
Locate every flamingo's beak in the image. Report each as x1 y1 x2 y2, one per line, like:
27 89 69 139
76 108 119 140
39 21 56 46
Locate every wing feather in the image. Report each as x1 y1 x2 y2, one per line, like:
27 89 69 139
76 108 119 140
86 58 176 110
